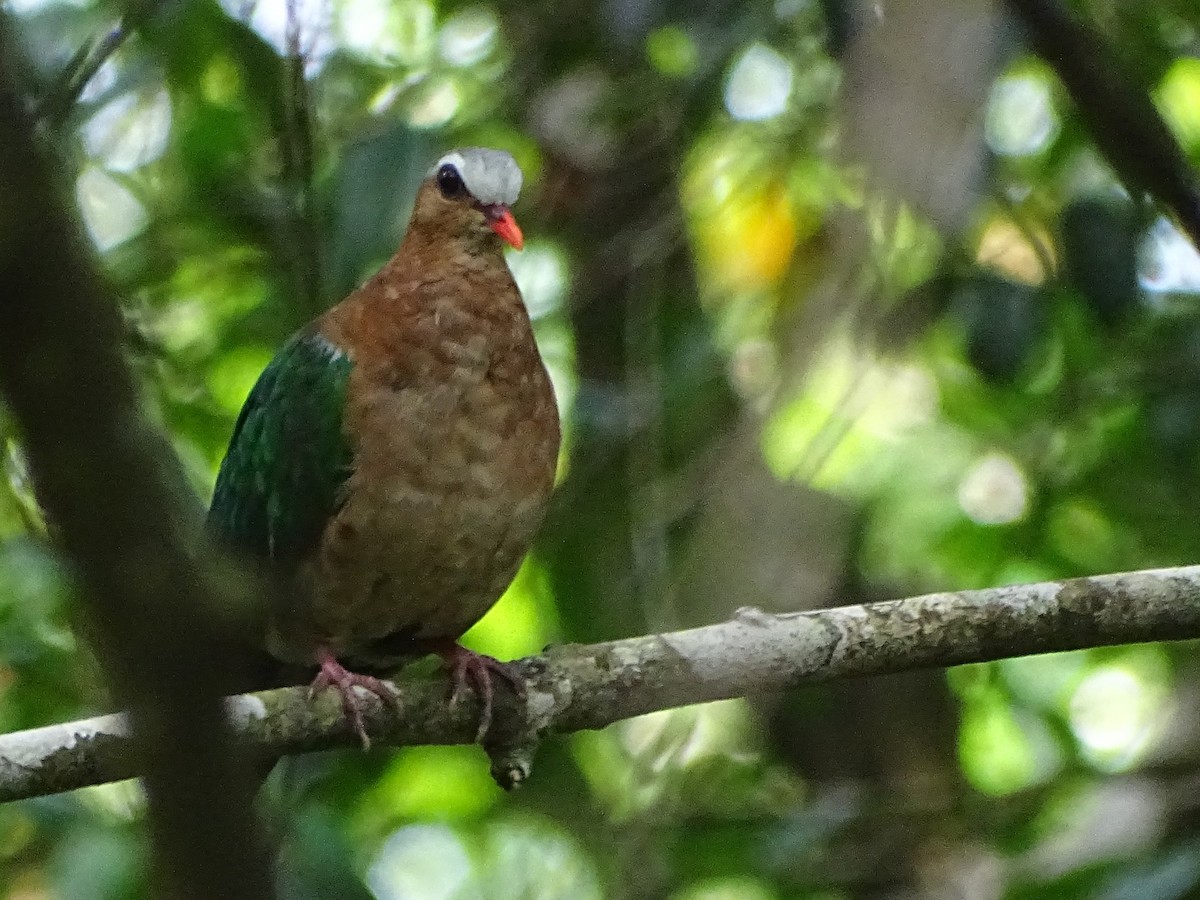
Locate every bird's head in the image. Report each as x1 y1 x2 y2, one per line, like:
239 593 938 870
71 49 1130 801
408 147 524 252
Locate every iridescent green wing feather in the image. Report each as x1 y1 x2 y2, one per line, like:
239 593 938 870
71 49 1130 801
207 328 354 562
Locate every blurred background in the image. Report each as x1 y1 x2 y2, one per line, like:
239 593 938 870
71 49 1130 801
2 0 1200 896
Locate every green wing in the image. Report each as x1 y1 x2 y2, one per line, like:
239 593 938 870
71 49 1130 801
207 328 354 561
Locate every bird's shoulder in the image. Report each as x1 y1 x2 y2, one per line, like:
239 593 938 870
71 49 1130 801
207 326 355 560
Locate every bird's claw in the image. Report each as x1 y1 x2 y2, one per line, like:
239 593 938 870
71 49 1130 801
438 645 525 742
308 652 399 750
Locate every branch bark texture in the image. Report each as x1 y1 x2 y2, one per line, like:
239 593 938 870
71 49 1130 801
3 564 1199 802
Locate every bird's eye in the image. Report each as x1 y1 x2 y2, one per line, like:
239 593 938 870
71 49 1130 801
437 164 466 200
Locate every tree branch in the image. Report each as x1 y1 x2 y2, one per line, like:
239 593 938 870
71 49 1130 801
281 0 322 316
4 564 1200 802
37 23 130 128
0 18 271 899
37 0 161 129
1004 0 1200 251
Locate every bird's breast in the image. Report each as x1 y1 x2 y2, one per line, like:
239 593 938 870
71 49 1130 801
295 316 560 660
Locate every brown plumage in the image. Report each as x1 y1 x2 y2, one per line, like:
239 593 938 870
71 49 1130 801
208 148 560 745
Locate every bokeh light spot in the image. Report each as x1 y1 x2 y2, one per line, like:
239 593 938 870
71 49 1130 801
646 25 699 78
368 824 472 900
481 817 603 899
976 220 1049 285
1139 217 1200 293
82 88 172 172
1070 663 1168 771
78 58 118 104
1156 56 1200 153
439 7 499 67
339 0 396 60
695 180 796 290
201 56 243 105
406 78 460 128
460 558 557 661
392 0 437 65
367 746 499 821
957 452 1028 525
959 696 1037 795
206 347 275 416
724 44 793 121
75 167 146 251
508 241 569 319
985 73 1059 156
222 0 334 67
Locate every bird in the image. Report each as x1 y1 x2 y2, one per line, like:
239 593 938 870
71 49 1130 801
206 147 561 747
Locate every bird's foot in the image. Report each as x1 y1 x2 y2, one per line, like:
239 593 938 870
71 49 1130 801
435 643 525 742
308 650 398 750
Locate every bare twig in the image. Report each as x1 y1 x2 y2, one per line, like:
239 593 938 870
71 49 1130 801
37 23 130 128
37 0 163 130
3 564 1200 801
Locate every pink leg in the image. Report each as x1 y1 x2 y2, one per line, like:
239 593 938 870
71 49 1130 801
434 642 525 742
308 648 398 750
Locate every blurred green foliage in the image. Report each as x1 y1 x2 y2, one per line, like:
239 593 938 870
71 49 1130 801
2 0 1200 895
